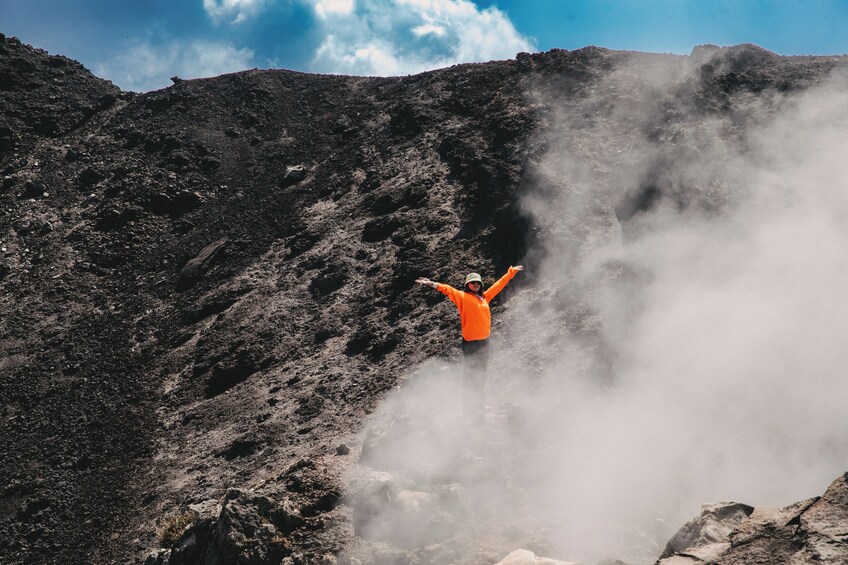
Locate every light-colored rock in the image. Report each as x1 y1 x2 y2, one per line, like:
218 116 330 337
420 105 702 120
280 165 308 187
729 497 817 547
495 548 578 565
678 541 730 562
187 498 218 518
797 473 848 563
396 489 436 513
351 471 460 548
660 501 753 558
657 542 730 564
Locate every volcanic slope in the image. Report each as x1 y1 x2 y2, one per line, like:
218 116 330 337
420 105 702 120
1 32 846 564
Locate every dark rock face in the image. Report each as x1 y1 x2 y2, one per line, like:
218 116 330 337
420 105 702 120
1 32 846 565
166 489 301 565
157 459 342 564
0 34 120 153
204 349 260 398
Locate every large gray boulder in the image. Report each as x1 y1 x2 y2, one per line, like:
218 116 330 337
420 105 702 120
658 473 848 564
659 501 754 561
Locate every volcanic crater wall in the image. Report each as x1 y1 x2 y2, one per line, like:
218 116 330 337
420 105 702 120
1 31 846 565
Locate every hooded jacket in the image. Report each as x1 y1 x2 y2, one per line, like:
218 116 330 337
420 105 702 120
436 267 520 341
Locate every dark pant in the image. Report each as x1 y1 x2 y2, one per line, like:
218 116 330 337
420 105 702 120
462 338 490 372
462 338 489 407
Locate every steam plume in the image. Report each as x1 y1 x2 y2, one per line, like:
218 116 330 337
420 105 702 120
349 59 848 564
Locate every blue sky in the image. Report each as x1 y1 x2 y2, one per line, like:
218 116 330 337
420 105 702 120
2 0 847 92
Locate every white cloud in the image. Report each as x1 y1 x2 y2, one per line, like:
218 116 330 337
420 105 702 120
305 0 535 76
95 40 256 92
314 0 355 19
412 23 446 37
313 35 404 75
203 0 268 24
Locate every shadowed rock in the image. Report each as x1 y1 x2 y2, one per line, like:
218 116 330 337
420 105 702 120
177 238 229 291
204 349 259 398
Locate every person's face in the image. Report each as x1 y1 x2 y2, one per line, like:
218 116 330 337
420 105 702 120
468 281 482 291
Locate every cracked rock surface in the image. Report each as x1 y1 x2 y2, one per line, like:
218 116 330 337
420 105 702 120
658 474 848 564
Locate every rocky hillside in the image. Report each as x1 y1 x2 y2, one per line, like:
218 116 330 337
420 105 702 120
1 31 846 564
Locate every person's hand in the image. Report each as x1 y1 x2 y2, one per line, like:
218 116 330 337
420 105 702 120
415 277 437 288
511 265 524 272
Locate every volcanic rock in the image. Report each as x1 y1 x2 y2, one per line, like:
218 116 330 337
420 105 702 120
659 501 754 559
204 349 261 398
23 180 45 197
168 490 286 565
280 165 308 187
177 237 229 290
78 166 104 188
657 474 848 564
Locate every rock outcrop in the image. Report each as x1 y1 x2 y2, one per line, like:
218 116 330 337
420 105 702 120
658 473 848 564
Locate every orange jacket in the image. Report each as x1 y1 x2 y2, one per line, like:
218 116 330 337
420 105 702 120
436 267 520 341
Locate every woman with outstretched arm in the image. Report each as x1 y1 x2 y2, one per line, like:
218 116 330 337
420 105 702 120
415 266 523 395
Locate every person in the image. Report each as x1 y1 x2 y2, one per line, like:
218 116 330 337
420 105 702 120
415 265 523 402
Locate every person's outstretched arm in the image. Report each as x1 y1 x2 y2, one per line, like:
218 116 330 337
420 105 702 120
416 277 463 306
483 265 523 302
415 277 438 290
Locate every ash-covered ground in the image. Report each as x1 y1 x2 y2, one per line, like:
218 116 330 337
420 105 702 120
2 31 848 565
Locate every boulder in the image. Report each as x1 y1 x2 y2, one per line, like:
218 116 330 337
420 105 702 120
279 165 308 187
350 471 460 549
177 238 228 291
78 166 104 187
796 473 848 562
170 190 203 216
143 549 171 565
362 216 401 242
23 180 46 198
331 114 357 138
659 501 754 559
169 490 292 565
200 157 221 172
204 349 260 398
309 266 347 298
658 474 848 564
495 549 578 565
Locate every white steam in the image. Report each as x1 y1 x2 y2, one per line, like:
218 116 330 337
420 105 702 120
350 64 848 564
